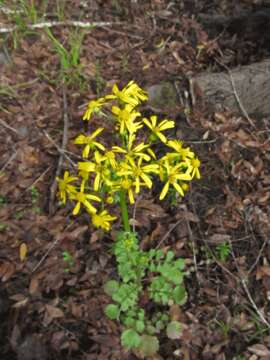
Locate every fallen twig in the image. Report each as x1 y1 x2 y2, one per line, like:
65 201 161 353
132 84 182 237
215 58 256 128
0 119 19 134
230 244 270 328
31 235 60 274
0 150 18 174
155 219 182 249
0 20 122 34
48 86 70 215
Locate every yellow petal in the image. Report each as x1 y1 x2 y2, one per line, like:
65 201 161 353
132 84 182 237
159 181 170 200
19 243 27 261
173 182 184 196
73 202 81 215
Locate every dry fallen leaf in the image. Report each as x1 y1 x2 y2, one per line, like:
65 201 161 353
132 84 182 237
248 344 270 357
45 304 64 319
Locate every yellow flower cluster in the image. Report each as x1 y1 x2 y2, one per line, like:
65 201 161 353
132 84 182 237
57 81 201 231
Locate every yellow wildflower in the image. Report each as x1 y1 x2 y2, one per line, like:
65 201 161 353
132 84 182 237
143 116 175 143
91 210 117 231
70 181 101 215
189 158 201 179
56 171 78 204
159 160 192 200
112 104 142 135
112 133 153 162
74 128 105 158
83 97 107 121
114 177 136 204
118 157 159 194
106 81 148 106
103 150 117 169
166 140 194 160
78 151 111 191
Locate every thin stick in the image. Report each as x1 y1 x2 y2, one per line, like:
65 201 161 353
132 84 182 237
43 130 75 167
215 58 256 128
231 245 270 328
48 86 70 215
155 219 182 249
0 20 122 34
0 150 18 173
25 166 52 192
31 236 60 273
0 119 19 134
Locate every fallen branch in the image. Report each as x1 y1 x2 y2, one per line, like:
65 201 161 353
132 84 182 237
48 86 70 215
0 20 122 34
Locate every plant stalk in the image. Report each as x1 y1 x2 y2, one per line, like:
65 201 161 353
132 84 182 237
119 189 130 232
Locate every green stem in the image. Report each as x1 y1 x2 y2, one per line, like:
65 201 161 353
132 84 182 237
119 189 130 232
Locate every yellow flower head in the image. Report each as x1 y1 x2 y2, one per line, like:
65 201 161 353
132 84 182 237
91 210 117 231
74 128 105 158
112 133 153 162
112 104 142 135
83 97 107 121
189 157 201 179
56 171 78 204
166 140 194 160
78 151 112 191
143 116 175 143
70 181 101 215
159 160 192 200
118 157 159 194
106 80 148 107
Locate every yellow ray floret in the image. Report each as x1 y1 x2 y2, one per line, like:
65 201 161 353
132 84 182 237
159 160 192 200
70 181 101 215
143 116 175 143
74 128 105 158
112 104 142 135
56 171 78 204
118 157 159 194
91 210 117 231
83 98 107 121
106 80 148 106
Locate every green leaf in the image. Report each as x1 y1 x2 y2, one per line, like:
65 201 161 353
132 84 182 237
166 321 182 339
104 280 119 296
172 285 187 305
146 324 156 335
175 258 185 270
104 304 119 320
165 251 174 262
135 320 145 333
139 335 159 356
123 316 135 328
121 329 141 349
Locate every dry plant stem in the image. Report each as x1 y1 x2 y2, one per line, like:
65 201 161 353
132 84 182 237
230 245 270 328
0 119 19 134
155 219 182 249
31 236 60 274
185 217 199 279
0 20 122 33
214 58 256 128
48 86 69 215
25 166 52 192
131 195 141 233
43 131 75 166
0 150 18 174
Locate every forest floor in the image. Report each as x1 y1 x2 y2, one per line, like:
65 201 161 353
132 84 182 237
0 1 270 359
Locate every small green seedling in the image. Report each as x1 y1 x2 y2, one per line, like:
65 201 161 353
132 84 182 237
62 251 74 273
0 223 8 232
29 186 39 204
216 241 231 262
